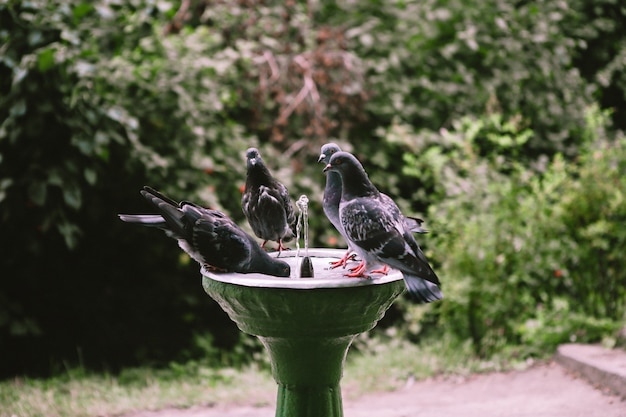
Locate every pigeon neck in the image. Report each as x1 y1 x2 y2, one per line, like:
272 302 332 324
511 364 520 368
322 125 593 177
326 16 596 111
341 166 379 199
247 164 273 186
325 171 342 192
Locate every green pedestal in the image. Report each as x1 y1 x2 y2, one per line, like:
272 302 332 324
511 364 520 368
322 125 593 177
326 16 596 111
202 249 405 417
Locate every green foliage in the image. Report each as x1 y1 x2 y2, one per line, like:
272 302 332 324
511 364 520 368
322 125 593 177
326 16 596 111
94 18 257 214
399 107 626 357
322 0 593 156
0 0 248 376
177 332 270 372
566 0 626 131
518 298 621 355
0 0 253 245
553 125 626 319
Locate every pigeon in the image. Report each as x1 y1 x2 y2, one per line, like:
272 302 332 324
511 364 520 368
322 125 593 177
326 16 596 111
323 151 443 304
318 143 355 268
242 147 296 252
118 186 291 277
318 143 429 270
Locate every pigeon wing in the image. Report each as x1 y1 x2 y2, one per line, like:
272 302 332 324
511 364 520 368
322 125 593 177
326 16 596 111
276 181 296 240
193 211 290 277
192 213 252 271
249 184 294 242
343 196 440 286
341 197 398 254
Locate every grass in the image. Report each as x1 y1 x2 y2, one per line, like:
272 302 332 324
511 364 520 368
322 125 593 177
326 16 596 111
0 336 540 417
1 364 275 417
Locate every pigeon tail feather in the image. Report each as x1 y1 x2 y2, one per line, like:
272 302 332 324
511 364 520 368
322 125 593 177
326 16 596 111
118 214 165 226
139 190 189 238
403 274 443 304
142 186 179 206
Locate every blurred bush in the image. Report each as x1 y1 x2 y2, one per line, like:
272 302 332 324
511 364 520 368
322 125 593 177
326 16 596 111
398 107 625 356
1 0 625 376
0 0 248 376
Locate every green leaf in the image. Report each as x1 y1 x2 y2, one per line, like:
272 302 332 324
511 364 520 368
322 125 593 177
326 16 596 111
27 182 47 206
99 147 110 162
37 48 55 72
0 178 13 203
63 186 82 210
84 168 97 185
57 221 82 249
10 100 26 117
72 3 93 21
47 169 64 187
12 67 27 86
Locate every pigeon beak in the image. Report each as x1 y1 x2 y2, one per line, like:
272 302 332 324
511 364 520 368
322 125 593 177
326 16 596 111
317 154 325 163
323 163 332 173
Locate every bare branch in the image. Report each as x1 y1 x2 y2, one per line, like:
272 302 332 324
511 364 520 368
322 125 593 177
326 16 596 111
163 0 193 35
277 79 311 124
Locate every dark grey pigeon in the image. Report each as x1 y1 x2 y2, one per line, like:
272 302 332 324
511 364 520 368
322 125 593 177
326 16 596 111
318 143 429 269
242 147 296 252
119 186 291 277
318 143 355 268
323 151 443 304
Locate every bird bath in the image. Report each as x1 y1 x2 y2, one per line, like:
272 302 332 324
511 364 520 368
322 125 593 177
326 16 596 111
201 248 405 417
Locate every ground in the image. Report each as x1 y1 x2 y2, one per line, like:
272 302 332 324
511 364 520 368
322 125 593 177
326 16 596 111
123 361 624 417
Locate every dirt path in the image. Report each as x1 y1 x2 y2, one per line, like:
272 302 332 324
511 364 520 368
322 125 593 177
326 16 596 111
125 361 624 417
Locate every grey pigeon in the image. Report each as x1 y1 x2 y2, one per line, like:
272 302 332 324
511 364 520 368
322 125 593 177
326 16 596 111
323 151 443 304
318 143 355 267
242 147 296 252
119 186 291 277
318 143 429 269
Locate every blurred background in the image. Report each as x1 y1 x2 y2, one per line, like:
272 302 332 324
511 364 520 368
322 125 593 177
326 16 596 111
1 0 625 379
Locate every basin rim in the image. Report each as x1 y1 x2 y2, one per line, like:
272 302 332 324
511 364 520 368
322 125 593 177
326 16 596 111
201 248 404 289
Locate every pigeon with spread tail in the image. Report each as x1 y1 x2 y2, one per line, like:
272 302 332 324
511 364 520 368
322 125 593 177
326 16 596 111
119 186 291 277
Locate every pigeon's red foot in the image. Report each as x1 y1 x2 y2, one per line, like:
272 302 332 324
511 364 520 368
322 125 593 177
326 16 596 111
345 261 368 278
344 262 388 278
370 265 389 275
329 251 356 269
275 240 290 252
348 260 365 273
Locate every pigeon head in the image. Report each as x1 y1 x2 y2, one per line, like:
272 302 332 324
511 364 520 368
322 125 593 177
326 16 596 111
323 151 358 173
318 142 342 164
324 151 378 198
245 147 274 183
246 147 262 168
265 258 291 277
